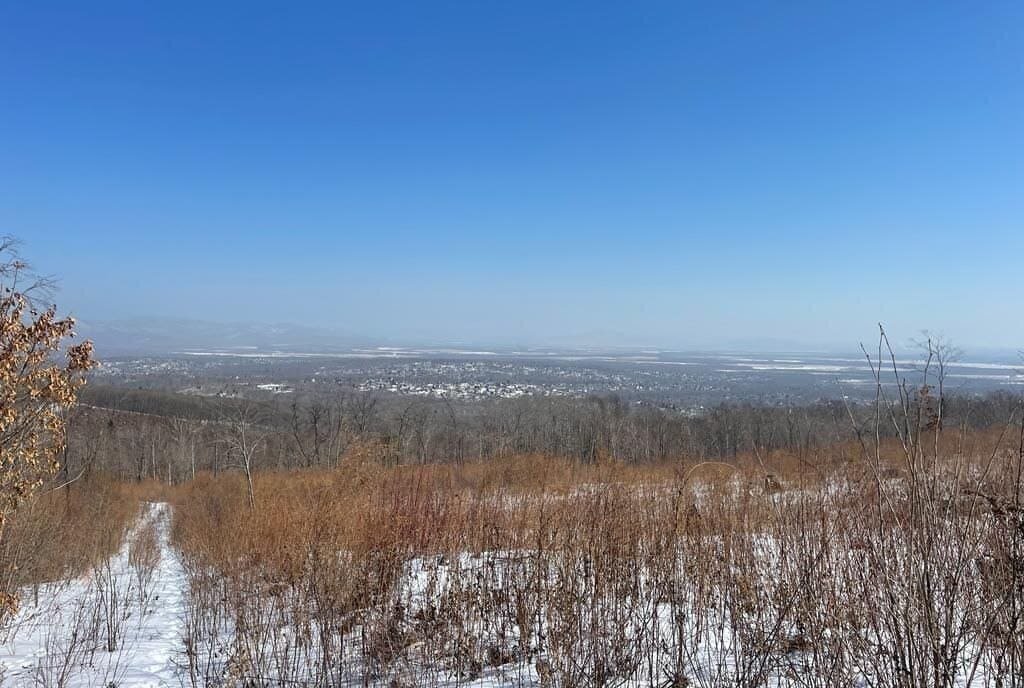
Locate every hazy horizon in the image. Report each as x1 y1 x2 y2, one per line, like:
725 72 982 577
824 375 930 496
66 314 1023 362
3 4 1022 349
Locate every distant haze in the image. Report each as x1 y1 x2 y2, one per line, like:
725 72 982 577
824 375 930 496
72 316 1020 363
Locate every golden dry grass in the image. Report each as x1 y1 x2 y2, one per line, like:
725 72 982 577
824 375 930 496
167 426 1024 685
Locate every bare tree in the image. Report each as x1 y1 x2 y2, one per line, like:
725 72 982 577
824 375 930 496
220 402 266 510
169 417 202 482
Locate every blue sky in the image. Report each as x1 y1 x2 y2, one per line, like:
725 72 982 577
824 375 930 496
1 2 1022 349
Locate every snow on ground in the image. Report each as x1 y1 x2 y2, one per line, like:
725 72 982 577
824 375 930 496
0 503 187 688
0 499 1011 687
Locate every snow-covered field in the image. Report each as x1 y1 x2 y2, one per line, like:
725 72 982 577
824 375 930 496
0 503 187 688
1 492 1019 687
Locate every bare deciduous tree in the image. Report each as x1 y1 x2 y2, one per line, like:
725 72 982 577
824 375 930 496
220 401 266 510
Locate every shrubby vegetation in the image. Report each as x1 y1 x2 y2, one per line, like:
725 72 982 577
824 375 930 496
169 420 1024 686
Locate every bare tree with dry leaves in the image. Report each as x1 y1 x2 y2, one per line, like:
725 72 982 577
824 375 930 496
0 237 94 614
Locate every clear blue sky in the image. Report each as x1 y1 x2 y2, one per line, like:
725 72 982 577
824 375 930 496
1 2 1022 349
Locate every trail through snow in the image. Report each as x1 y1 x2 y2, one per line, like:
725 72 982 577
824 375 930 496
0 502 188 687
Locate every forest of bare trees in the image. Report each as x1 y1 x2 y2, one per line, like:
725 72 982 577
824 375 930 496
66 383 1024 484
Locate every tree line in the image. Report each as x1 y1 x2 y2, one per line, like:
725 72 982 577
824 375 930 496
66 383 1024 483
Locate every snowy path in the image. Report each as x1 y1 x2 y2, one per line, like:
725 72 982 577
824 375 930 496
0 502 188 688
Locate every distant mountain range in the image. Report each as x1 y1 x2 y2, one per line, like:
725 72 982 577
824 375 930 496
74 317 375 356
70 316 1021 362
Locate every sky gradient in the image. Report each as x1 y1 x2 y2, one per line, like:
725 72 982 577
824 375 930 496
1 2 1022 349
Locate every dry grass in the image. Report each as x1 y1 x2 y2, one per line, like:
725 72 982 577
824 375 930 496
168 426 1024 686
0 475 140 614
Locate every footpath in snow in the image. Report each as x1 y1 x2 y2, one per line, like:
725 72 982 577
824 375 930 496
0 502 188 688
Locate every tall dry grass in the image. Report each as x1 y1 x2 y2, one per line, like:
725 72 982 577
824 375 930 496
169 426 1024 687
0 475 140 618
